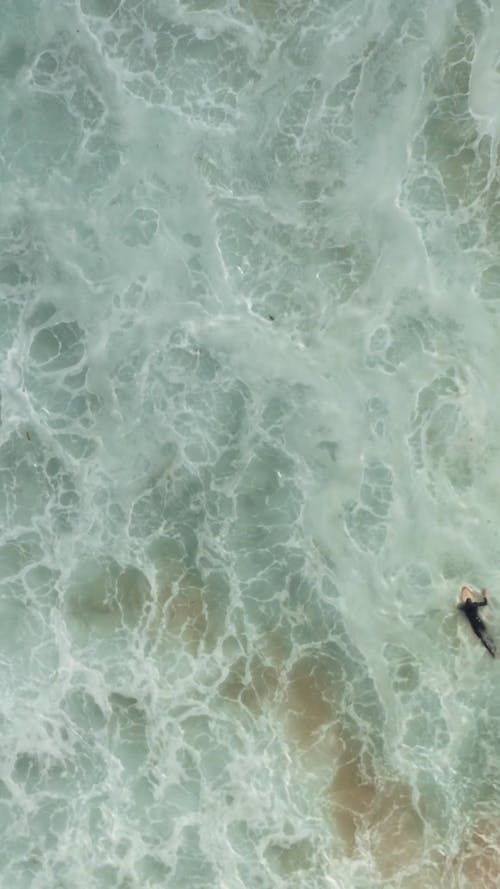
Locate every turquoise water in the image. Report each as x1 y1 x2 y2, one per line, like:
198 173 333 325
2 0 500 886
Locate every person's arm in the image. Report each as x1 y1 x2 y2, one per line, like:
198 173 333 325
478 588 489 607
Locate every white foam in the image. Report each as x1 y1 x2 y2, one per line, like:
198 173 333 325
1 0 500 886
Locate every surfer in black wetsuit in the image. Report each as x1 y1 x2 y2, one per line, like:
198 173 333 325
458 586 496 658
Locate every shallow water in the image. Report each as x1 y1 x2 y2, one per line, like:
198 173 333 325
2 0 500 886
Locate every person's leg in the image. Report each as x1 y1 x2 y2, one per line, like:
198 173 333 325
480 633 496 658
469 620 495 656
471 617 486 637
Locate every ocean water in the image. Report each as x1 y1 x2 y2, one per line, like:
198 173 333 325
2 0 500 886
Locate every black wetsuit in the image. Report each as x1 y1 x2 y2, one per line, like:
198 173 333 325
458 597 496 658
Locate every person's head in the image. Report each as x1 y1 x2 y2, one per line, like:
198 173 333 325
461 585 473 603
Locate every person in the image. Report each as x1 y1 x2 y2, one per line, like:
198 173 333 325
458 586 496 658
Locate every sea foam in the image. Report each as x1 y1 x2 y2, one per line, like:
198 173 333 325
1 0 500 887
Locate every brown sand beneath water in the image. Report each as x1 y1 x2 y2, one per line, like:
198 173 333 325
280 653 500 886
456 818 500 888
67 559 500 886
279 654 426 878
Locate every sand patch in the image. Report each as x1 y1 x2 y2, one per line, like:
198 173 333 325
65 558 151 639
218 655 279 712
162 569 208 655
283 656 338 759
457 818 500 888
328 741 424 876
278 653 425 878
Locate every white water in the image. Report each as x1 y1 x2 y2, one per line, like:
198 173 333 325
2 1 500 887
